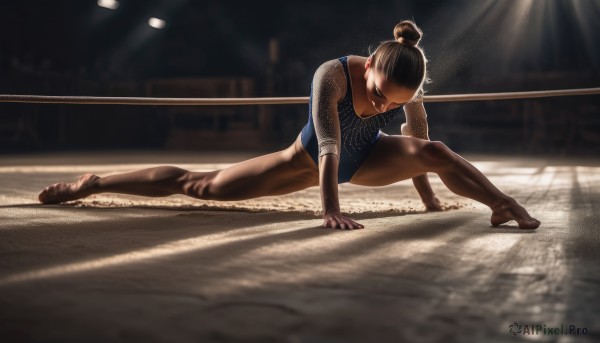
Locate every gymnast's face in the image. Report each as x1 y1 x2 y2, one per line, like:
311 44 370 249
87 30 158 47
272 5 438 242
364 56 417 113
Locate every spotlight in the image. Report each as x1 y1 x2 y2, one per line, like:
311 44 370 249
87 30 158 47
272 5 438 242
148 17 166 29
97 0 119 10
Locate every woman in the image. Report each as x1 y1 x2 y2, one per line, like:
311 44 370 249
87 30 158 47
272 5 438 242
38 20 540 230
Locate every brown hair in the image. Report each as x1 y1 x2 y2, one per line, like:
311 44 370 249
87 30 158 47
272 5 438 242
370 20 429 92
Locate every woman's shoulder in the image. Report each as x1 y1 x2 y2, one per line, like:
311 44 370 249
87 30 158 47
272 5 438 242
315 54 366 74
312 58 348 96
315 57 344 75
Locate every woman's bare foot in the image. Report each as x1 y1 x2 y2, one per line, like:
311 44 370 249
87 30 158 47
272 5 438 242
490 198 541 230
38 174 101 204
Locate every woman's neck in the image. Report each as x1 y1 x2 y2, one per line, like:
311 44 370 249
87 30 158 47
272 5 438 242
347 55 378 117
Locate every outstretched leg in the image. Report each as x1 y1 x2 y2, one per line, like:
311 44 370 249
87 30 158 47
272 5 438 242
350 134 540 229
39 166 196 204
39 139 319 204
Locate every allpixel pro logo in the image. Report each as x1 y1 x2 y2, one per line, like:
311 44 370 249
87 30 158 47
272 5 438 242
508 322 589 336
509 322 522 335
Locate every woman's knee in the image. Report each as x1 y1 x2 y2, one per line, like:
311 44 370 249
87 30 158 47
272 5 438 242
420 141 455 170
180 171 216 199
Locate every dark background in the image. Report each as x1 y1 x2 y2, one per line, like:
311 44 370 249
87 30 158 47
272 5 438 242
1 0 599 154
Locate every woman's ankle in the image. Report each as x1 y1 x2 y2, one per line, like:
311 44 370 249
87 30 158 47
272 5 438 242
491 196 516 211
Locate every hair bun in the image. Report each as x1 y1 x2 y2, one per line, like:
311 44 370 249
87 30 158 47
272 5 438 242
393 20 422 47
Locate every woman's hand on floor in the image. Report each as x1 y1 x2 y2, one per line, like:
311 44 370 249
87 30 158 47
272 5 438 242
422 195 443 212
322 211 365 230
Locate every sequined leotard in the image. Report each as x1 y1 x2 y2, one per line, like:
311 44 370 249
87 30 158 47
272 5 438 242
300 56 403 183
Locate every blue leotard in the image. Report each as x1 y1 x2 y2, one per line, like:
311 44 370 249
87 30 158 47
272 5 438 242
300 56 402 183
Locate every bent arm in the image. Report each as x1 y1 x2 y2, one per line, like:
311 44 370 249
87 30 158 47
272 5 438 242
402 93 439 208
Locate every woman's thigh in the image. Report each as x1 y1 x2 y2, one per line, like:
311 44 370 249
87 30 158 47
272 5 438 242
185 136 319 200
349 133 432 187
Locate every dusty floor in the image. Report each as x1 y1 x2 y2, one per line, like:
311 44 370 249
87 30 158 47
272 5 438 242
0 151 598 343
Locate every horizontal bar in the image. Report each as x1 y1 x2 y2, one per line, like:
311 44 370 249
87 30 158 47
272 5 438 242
0 87 598 106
